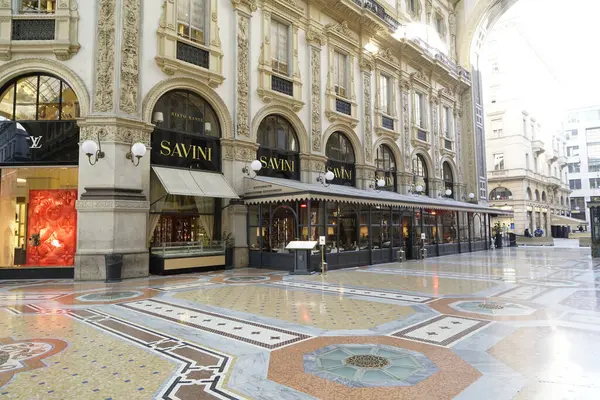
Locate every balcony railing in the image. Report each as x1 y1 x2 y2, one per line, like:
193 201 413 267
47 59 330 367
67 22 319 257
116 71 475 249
382 115 394 130
417 129 427 142
350 0 399 30
176 41 209 69
444 139 452 150
336 98 352 116
271 75 293 96
12 19 55 40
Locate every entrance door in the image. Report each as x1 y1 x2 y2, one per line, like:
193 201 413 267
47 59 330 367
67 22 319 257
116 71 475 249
402 216 413 259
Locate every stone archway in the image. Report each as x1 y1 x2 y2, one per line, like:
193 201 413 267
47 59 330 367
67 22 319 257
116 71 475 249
251 105 309 155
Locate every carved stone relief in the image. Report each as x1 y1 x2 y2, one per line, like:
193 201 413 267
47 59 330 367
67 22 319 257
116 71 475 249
79 125 151 145
311 47 322 152
119 0 140 115
400 81 411 170
236 15 250 137
93 0 116 113
431 96 439 176
363 71 373 163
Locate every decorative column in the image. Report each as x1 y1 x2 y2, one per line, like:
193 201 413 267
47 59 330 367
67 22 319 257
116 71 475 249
360 57 373 164
307 25 324 154
430 92 440 197
400 79 412 188
75 0 154 280
232 0 255 139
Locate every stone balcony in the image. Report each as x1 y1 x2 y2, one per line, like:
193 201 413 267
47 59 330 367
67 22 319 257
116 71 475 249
532 140 545 155
557 155 567 167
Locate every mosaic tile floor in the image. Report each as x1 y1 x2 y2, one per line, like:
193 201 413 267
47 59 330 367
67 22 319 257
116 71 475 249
1 247 600 399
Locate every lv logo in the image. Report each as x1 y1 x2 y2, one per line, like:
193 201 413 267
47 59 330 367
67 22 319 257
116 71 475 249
27 136 43 149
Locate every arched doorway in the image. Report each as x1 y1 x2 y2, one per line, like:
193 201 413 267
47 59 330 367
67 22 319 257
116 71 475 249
149 89 230 252
412 154 429 195
0 73 80 269
442 162 454 198
375 144 397 192
256 115 300 180
325 131 356 186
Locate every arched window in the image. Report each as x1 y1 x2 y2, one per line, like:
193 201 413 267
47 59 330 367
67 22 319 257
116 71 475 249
256 115 300 180
526 187 532 201
535 189 540 202
0 73 80 164
0 74 80 121
542 191 547 202
151 90 221 171
560 196 564 206
375 144 396 191
152 90 220 137
442 162 454 198
489 187 513 200
326 132 356 186
412 154 429 195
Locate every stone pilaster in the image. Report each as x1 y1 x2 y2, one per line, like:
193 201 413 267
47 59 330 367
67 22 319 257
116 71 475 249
232 0 255 139
360 59 373 164
400 79 412 173
75 0 151 280
307 26 324 153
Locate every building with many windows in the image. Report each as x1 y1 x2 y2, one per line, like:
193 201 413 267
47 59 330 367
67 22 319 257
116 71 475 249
481 11 571 236
564 106 600 225
0 0 504 279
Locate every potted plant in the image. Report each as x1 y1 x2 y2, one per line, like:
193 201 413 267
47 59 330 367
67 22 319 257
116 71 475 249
492 221 503 249
222 231 235 269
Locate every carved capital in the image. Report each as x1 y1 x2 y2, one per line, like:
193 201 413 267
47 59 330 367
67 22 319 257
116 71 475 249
231 0 257 13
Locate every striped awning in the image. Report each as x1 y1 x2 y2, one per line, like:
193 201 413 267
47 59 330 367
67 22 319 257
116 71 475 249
243 176 510 214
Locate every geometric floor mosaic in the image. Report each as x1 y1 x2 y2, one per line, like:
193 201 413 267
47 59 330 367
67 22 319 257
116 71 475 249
0 246 599 399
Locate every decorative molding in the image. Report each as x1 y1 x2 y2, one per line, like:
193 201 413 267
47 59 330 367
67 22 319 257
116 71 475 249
119 0 140 115
236 14 250 137
401 82 411 171
78 123 152 146
324 21 359 46
93 0 116 113
410 70 431 87
425 0 433 23
306 25 325 47
311 47 322 152
431 95 440 177
363 71 373 163
231 0 257 13
76 199 150 211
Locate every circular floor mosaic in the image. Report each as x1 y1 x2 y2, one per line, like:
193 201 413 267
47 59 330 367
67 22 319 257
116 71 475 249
76 291 142 302
450 300 536 316
303 344 438 388
222 276 270 283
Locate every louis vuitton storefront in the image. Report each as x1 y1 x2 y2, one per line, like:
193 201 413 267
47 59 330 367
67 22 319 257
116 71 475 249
147 90 239 274
0 73 80 278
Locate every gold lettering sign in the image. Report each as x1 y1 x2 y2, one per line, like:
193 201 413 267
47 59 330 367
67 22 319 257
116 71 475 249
259 155 295 172
170 112 203 123
159 140 212 161
328 167 352 180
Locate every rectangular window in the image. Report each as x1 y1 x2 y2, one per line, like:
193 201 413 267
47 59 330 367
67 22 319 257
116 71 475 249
415 92 426 129
586 127 600 143
568 163 581 173
533 155 538 172
525 153 529 170
380 74 391 115
522 118 527 136
333 51 349 98
443 106 452 138
567 146 580 157
493 153 504 171
408 0 416 12
177 0 207 44
270 19 290 76
569 179 582 190
571 197 585 211
491 118 503 137
591 178 600 189
567 129 578 137
19 0 56 13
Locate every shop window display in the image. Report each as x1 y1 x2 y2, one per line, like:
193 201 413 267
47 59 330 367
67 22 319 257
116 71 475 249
0 168 78 267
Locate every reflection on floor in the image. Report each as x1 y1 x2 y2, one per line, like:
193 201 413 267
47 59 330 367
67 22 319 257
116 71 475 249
0 247 599 399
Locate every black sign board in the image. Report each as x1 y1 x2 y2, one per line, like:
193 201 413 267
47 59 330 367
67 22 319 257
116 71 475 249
326 160 355 187
0 121 79 165
256 147 300 180
151 128 220 171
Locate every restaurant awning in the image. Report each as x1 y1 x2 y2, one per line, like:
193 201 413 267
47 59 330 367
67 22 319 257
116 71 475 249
551 214 588 226
243 176 510 214
152 166 239 199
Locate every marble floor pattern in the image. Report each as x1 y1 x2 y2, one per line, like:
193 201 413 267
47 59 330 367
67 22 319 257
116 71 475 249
1 247 600 399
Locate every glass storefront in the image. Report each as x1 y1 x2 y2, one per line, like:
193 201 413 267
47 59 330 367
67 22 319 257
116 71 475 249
326 132 355 187
0 73 80 271
0 167 78 267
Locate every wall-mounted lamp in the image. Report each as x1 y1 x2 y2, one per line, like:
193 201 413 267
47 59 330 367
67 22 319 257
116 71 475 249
125 142 147 167
152 111 164 125
463 192 476 202
81 135 105 166
441 188 452 198
317 170 335 187
204 122 212 134
242 159 262 178
370 178 386 192
409 184 424 195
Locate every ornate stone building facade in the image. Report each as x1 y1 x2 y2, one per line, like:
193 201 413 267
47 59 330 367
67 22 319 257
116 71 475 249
0 0 502 279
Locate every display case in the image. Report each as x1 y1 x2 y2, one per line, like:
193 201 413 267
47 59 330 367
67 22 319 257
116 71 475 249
150 241 226 274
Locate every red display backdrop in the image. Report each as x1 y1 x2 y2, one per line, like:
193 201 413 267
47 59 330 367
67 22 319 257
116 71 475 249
26 190 78 266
